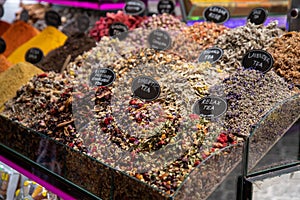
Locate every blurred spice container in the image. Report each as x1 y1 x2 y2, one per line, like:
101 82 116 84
36 32 96 73
1 20 40 57
183 22 228 49
8 26 67 64
15 3 51 25
0 62 43 109
89 10 146 41
268 31 300 85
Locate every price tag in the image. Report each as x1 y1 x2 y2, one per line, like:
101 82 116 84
124 0 146 16
198 47 223 64
131 76 161 101
109 22 129 41
192 96 227 119
77 15 90 32
25 48 44 64
148 29 171 51
0 37 6 54
157 0 175 14
20 9 29 22
247 8 268 25
0 5 4 18
203 6 230 24
89 68 116 87
45 10 61 28
242 49 274 73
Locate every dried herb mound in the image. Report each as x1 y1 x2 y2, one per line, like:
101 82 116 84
214 21 283 73
2 72 88 153
183 22 228 49
210 68 294 137
89 10 146 41
141 13 187 31
268 32 300 85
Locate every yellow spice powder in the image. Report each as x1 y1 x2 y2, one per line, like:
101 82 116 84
8 26 67 64
0 62 43 110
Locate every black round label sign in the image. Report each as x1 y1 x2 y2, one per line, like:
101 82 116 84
0 37 6 54
247 8 268 25
192 96 227 119
131 76 161 101
20 9 29 22
157 0 175 14
45 10 61 28
124 0 146 16
198 47 223 64
77 15 90 32
0 5 4 18
203 6 230 24
89 68 116 87
148 29 171 51
109 22 129 41
25 48 44 64
242 50 274 73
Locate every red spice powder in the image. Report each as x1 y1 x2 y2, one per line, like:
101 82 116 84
0 20 11 36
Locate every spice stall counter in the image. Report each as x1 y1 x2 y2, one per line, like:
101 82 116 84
1 2 300 199
0 93 299 199
181 0 288 20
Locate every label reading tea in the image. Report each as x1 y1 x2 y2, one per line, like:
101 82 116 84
242 50 274 73
198 47 223 64
77 15 90 32
157 0 175 14
20 9 29 22
89 68 116 87
247 8 268 25
0 5 3 18
25 48 44 64
124 0 146 16
148 29 171 51
109 22 129 41
192 96 227 119
0 37 6 54
45 10 61 28
203 6 230 24
131 76 161 101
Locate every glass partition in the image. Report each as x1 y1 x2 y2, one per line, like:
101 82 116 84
245 94 300 176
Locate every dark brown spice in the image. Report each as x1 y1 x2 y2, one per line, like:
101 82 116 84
36 32 96 73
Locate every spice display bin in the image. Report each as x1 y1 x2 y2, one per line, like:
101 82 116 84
238 95 300 200
0 93 299 199
181 0 288 20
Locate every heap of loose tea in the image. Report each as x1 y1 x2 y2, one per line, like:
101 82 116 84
268 32 300 85
183 22 228 49
71 48 229 194
214 21 283 73
210 68 294 137
141 13 187 31
89 10 146 41
1 72 88 152
120 28 203 62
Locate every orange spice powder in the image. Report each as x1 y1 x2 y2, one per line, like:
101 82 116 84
1 20 39 57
